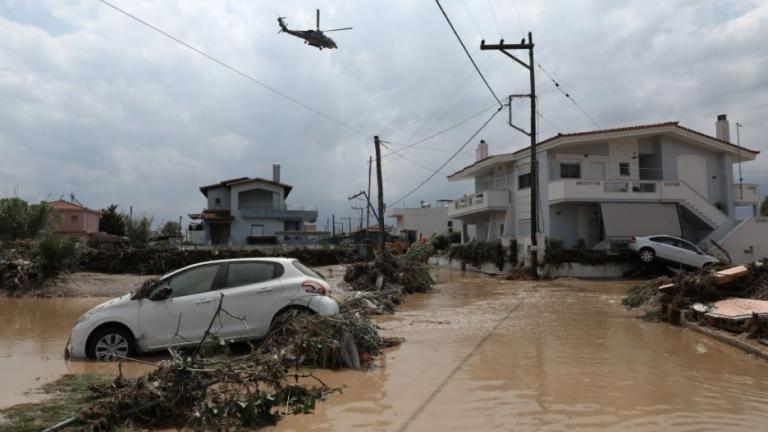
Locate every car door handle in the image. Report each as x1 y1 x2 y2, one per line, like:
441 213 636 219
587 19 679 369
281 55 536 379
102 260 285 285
196 298 213 305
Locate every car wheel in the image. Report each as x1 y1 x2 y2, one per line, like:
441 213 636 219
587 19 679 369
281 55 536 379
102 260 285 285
270 307 314 331
86 326 135 361
702 262 714 270
638 248 655 263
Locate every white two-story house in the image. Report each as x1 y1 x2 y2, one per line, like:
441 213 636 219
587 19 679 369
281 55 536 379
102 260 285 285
188 164 318 245
447 116 765 263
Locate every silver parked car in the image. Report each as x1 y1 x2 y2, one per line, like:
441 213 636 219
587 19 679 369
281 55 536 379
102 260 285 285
67 258 338 360
628 235 719 269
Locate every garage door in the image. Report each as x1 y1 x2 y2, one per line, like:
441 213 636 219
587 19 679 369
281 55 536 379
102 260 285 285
601 203 681 238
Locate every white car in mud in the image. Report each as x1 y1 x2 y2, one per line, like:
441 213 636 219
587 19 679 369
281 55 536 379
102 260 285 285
628 235 719 269
67 258 338 360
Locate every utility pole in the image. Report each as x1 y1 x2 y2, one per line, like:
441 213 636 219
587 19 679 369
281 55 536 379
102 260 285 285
374 136 386 252
367 156 373 233
481 33 539 279
736 122 744 200
332 213 336 238
352 206 364 231
341 216 352 237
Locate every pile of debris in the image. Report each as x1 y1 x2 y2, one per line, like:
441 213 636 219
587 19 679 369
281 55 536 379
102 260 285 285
47 297 396 431
0 241 44 294
624 260 768 340
43 249 431 430
343 245 434 314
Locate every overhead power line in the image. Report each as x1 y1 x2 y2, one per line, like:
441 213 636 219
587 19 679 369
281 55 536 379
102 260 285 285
97 0 370 138
535 62 600 129
388 106 503 207
382 103 498 159
435 0 502 108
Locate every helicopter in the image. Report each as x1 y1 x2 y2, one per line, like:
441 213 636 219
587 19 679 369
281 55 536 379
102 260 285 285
277 9 352 50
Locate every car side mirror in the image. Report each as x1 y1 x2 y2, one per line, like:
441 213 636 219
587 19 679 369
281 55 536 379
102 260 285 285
149 285 172 301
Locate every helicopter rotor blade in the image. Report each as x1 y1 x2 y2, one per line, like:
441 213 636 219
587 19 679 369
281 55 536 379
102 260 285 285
322 27 353 32
316 9 320 30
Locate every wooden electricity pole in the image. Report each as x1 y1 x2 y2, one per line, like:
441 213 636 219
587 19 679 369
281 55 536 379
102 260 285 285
367 156 373 232
374 136 386 252
481 32 539 279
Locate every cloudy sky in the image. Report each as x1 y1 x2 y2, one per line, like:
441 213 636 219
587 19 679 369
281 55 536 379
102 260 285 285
0 0 766 228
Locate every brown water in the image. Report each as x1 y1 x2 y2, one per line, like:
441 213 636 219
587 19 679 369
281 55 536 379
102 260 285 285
2 272 768 431
0 297 156 408
271 272 768 431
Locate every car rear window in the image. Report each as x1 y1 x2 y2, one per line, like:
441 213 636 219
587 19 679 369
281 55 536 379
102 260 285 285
293 261 324 280
224 262 283 288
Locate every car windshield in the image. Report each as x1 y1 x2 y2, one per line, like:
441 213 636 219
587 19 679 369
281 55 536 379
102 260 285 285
293 260 324 280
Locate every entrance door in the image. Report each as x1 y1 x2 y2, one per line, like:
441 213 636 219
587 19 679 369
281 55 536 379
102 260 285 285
677 154 708 199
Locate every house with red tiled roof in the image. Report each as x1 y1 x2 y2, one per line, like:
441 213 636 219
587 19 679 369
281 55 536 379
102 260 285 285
49 200 100 242
447 115 765 264
188 164 318 245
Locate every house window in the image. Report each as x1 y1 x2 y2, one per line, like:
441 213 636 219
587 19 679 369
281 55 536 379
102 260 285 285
71 215 79 223
619 162 630 176
447 220 453 233
518 173 532 190
214 197 222 205
560 163 581 179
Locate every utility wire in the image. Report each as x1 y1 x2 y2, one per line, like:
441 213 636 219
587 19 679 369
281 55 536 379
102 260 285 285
435 0 502 108
511 0 525 37
486 0 504 39
461 0 484 39
97 0 370 138
380 142 451 175
388 107 503 207
536 62 600 129
382 103 498 159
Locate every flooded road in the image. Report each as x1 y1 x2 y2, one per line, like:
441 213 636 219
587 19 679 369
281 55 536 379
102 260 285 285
2 271 768 430
272 271 768 431
0 297 155 408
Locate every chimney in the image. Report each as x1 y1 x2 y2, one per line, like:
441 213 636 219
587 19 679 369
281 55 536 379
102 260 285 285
716 114 730 143
272 163 281 183
476 139 489 161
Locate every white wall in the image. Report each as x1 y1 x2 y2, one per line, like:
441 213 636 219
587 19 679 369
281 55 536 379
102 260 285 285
715 217 768 264
388 207 461 238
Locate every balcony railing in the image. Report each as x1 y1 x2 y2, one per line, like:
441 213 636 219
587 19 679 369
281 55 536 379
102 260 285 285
733 183 761 204
239 204 318 221
448 190 510 218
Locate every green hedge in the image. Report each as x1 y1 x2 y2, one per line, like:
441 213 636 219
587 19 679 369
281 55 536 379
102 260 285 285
448 240 515 270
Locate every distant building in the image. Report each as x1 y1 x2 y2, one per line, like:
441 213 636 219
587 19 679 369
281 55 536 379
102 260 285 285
188 164 318 245
387 201 462 240
49 200 100 242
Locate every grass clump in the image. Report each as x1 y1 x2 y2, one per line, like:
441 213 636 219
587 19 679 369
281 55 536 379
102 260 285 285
0 374 112 432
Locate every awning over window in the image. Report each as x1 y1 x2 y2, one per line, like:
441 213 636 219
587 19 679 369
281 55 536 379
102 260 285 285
600 203 681 238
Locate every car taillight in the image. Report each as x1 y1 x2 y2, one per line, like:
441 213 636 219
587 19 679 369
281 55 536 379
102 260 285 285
302 280 327 296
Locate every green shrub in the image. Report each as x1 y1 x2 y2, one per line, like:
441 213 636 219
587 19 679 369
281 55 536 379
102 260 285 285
125 216 153 248
429 234 450 251
448 231 461 244
34 233 81 276
0 198 55 242
448 240 507 270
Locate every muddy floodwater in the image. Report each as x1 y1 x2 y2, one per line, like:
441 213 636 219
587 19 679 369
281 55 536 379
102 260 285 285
3 271 768 430
272 272 768 431
0 297 156 408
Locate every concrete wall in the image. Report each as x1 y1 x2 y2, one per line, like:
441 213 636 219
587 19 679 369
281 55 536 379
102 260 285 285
714 217 768 264
660 136 727 209
206 186 231 210
387 207 461 239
